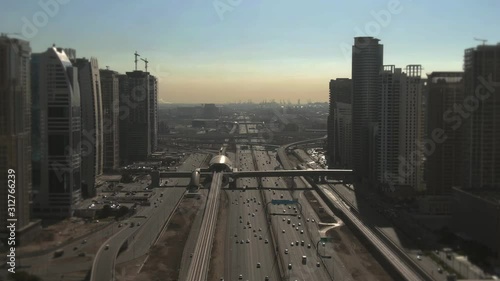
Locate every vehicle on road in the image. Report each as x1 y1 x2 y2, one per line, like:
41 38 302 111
105 244 110 250
53 249 64 258
302 256 307 264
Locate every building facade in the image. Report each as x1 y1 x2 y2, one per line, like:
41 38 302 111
74 57 103 198
0 36 32 236
378 65 424 192
425 72 464 195
462 44 500 189
149 75 158 153
31 46 82 218
327 78 352 168
100 69 120 172
351 37 383 181
119 71 150 164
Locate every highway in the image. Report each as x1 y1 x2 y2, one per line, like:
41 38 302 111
186 171 224 281
222 145 280 281
91 153 208 281
253 145 349 281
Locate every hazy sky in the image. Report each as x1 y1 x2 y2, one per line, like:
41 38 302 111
2 0 500 103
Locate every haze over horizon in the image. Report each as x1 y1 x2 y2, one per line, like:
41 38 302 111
2 0 499 103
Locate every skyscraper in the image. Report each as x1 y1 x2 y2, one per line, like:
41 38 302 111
351 37 383 181
74 57 103 198
425 72 464 195
119 71 150 164
462 44 500 189
327 78 352 168
378 65 424 191
0 35 32 237
31 46 82 218
100 69 120 172
149 75 158 153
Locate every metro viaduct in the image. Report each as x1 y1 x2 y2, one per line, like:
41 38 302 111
154 155 352 189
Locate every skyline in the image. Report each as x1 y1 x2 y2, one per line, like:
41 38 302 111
2 0 500 103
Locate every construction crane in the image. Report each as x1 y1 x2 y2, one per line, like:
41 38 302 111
140 58 149 72
134 51 140 71
474 37 487 46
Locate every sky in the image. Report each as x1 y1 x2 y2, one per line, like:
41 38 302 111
2 0 500 103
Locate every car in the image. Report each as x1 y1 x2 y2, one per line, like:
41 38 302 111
307 244 311 248
283 209 286 213
306 218 310 222
238 274 243 280
259 235 263 240
288 263 292 270
437 267 443 273
300 230 304 234
78 252 85 257
259 228 262 232
301 241 304 246
295 227 299 231
253 229 256 233
316 262 320 267
105 244 110 250
236 240 239 244
246 239 250 243
254 233 257 237
282 229 285 233
234 234 238 237
417 255 421 260
285 249 288 254
295 241 299 246
243 226 246 229
82 240 87 244
73 246 78 251
292 223 295 227
298 223 301 226
312 219 315 222
291 242 294 246
264 239 269 244
240 240 244 244
265 276 269 281
118 223 123 227
257 262 261 268
282 218 286 222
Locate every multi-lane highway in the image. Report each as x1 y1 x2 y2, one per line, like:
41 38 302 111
92 153 209 281
221 143 335 280
223 145 280 281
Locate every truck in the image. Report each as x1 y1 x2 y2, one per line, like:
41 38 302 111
302 256 307 265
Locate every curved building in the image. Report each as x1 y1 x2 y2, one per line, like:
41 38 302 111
31 46 82 218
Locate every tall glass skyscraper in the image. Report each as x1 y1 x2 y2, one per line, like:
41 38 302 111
0 35 32 237
351 37 383 181
31 46 82 218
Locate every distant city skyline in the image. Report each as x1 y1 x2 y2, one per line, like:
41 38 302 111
2 0 500 103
